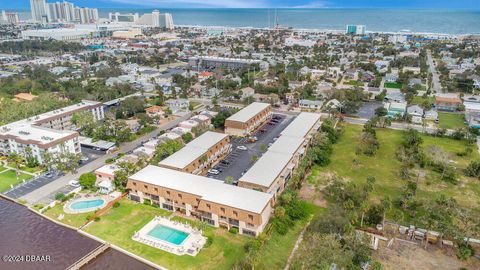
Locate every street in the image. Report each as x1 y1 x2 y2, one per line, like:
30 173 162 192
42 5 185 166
427 49 443 93
18 111 198 205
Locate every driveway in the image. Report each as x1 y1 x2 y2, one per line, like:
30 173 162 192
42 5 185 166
355 101 382 119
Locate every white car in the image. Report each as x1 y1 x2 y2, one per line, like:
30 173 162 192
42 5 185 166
208 169 220 175
237 146 247 151
68 180 80 188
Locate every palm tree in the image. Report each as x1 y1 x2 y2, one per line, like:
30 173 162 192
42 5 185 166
7 152 23 180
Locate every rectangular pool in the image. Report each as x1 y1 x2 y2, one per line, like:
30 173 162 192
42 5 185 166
147 225 189 245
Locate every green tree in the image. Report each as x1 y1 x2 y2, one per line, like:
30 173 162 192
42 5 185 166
79 172 96 188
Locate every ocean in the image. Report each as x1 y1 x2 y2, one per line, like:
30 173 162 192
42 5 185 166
16 8 480 35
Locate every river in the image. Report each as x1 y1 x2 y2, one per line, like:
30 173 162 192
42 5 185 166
0 197 156 270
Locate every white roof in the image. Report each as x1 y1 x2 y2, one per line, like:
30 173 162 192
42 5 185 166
268 136 305 155
280 112 321 138
95 164 120 176
130 165 272 213
186 131 228 149
226 102 270 123
159 132 228 169
238 152 293 188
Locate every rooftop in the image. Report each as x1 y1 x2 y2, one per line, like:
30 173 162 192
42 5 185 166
268 136 305 156
280 112 321 138
226 102 271 123
159 131 228 169
238 152 293 188
130 165 272 214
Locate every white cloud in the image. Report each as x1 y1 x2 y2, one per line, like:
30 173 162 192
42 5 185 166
293 1 330 8
106 0 267 8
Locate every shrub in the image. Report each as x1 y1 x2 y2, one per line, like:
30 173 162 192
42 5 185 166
143 199 151 205
456 243 474 261
205 236 213 248
94 217 101 222
229 227 239 234
54 193 65 201
112 202 120 208
85 215 92 221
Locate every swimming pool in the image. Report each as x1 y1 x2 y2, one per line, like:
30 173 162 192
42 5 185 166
69 199 106 212
147 225 189 245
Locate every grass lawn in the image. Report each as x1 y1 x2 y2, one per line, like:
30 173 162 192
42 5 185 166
345 80 365 87
255 203 325 269
0 170 33 192
43 203 91 228
84 199 249 270
438 112 466 130
384 82 403 89
411 96 435 107
308 124 480 214
189 101 202 109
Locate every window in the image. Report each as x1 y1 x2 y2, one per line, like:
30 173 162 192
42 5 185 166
206 203 211 209
144 185 148 189
221 207 225 213
178 194 182 199
166 191 170 195
248 214 253 220
154 187 158 192
233 211 238 216
132 182 136 186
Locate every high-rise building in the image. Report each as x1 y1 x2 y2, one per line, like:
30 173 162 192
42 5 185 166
30 0 48 22
346 24 366 35
109 12 139 23
47 1 75 22
1 10 20 25
136 10 174 30
31 0 98 24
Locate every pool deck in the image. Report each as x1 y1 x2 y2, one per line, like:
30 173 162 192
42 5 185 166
132 216 206 256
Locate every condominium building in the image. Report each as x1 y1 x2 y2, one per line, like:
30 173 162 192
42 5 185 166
1 11 20 25
224 102 272 137
109 12 139 23
135 10 174 30
0 100 104 164
158 131 231 175
127 165 273 236
30 0 48 23
346 25 366 35
238 112 321 200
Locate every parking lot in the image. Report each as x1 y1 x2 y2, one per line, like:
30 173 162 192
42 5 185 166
2 147 103 200
206 113 294 183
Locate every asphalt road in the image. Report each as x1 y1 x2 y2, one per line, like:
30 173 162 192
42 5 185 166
208 113 294 183
19 111 197 205
427 49 443 93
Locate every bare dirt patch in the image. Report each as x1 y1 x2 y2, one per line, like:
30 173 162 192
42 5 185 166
374 239 480 270
299 182 327 207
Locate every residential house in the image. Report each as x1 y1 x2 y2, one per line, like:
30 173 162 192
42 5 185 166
435 96 462 112
299 99 323 110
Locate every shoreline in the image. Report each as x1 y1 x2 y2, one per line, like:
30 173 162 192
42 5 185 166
175 24 478 37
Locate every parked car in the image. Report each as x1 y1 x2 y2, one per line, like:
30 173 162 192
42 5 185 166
208 169 220 175
45 172 54 178
68 180 80 188
220 160 230 165
259 129 267 133
237 145 247 151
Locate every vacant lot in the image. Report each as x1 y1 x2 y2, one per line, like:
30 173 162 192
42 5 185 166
384 82 403 89
438 112 466 130
308 124 480 213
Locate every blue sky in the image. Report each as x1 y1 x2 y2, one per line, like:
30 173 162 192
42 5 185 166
2 0 480 9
